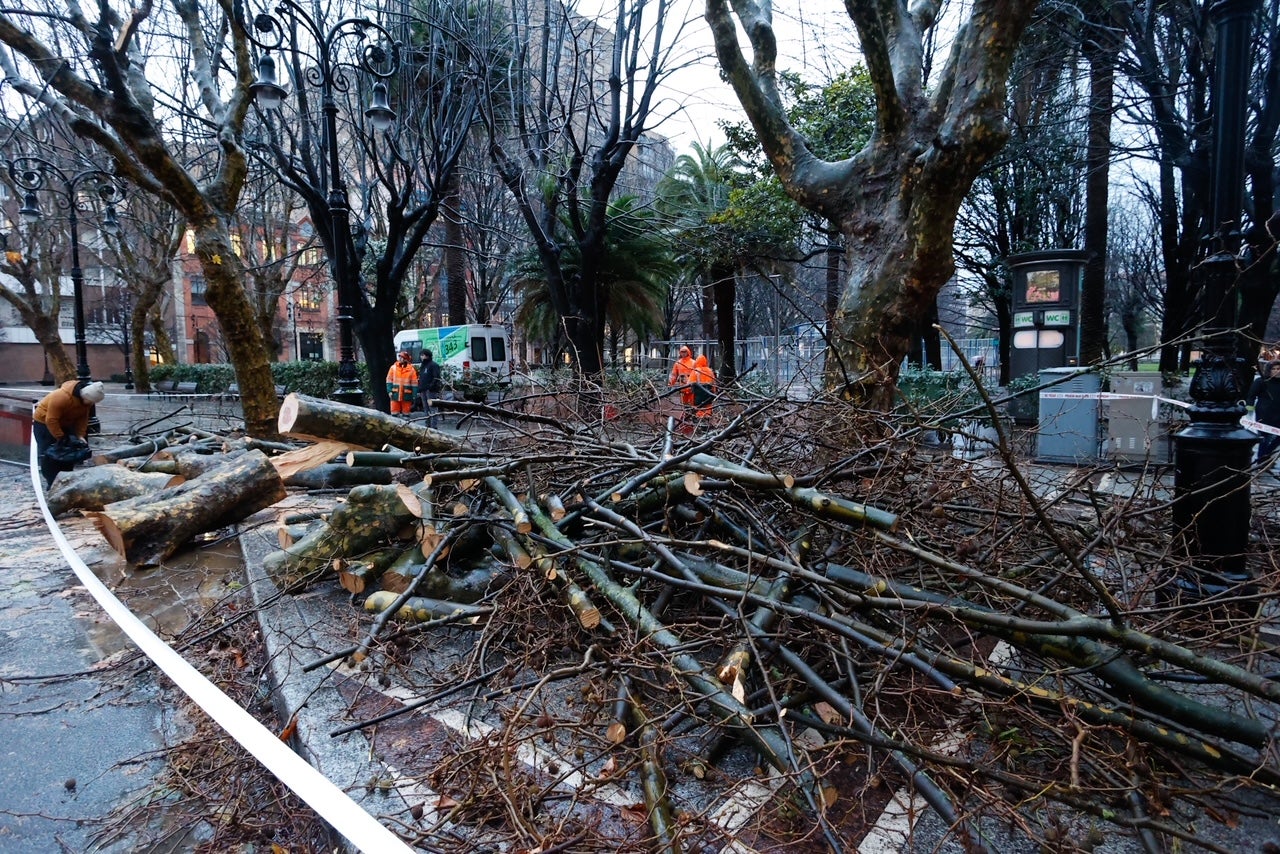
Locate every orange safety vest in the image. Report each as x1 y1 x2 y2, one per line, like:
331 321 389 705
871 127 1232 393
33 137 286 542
690 357 715 417
386 361 418 402
670 355 696 406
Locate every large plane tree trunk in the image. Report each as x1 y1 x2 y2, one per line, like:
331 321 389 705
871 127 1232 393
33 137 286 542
707 0 1037 409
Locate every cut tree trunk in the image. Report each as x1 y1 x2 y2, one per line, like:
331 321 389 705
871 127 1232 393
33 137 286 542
86 450 285 567
283 464 394 490
262 483 425 586
278 393 471 454
46 466 184 516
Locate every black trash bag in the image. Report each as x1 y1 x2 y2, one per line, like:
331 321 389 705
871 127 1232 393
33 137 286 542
44 435 91 465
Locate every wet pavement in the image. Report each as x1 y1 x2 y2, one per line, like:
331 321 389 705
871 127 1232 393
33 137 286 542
0 385 247 852
0 458 170 853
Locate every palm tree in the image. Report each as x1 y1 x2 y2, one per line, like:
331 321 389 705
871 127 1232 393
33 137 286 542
514 196 677 365
656 142 748 381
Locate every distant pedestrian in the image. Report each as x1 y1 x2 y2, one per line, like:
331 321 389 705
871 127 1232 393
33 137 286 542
689 354 716 422
33 379 104 489
668 345 696 426
386 351 418 416
1247 360 1280 466
418 350 443 426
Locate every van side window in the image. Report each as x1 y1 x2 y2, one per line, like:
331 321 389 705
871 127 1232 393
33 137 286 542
490 336 506 362
471 336 488 361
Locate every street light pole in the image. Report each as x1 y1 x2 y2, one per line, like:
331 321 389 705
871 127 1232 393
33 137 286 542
122 291 134 390
1171 0 1259 602
9 157 124 429
248 1 399 407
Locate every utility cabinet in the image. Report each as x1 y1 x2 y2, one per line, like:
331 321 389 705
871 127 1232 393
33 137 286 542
1036 368 1101 463
1107 372 1171 464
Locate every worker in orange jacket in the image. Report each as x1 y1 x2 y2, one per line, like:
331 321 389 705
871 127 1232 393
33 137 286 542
689 354 716 421
386 351 419 416
668 345 696 422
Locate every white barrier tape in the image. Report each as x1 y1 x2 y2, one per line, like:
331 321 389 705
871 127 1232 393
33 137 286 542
29 443 413 854
1039 391 1191 420
1035 391 1280 437
1242 415 1280 438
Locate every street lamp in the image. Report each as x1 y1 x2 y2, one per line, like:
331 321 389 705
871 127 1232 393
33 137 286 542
1171 0 1259 603
8 157 124 422
121 291 134 390
247 2 400 406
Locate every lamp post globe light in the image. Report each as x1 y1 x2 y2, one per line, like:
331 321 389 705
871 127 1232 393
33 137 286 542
247 1 400 407
8 157 124 418
1171 0 1260 605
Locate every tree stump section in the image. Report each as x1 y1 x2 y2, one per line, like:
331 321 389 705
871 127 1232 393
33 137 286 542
278 393 472 455
262 484 424 587
87 450 285 567
46 466 184 517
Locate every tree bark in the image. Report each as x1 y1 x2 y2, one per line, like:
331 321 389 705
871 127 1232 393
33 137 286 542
1080 15 1119 365
705 0 1037 407
261 483 421 586
278 393 472 454
87 450 285 567
46 466 183 517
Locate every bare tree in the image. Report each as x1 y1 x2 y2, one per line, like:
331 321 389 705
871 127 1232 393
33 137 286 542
104 185 184 390
252 0 480 412
0 0 281 436
0 150 75 383
480 0 683 384
705 0 1037 407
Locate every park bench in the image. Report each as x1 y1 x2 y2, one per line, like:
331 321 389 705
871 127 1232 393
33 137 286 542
149 379 178 399
218 383 287 401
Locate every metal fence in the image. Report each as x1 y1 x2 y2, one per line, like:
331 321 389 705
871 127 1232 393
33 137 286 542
638 335 1001 394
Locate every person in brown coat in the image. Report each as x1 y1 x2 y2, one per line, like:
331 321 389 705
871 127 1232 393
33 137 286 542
33 379 104 488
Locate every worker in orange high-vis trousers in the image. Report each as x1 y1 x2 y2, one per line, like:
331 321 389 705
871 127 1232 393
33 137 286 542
689 354 716 422
668 345 696 430
386 350 419 416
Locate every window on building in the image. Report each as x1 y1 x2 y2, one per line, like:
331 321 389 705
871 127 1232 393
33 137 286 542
185 229 195 253
297 286 322 311
191 275 207 306
231 234 244 257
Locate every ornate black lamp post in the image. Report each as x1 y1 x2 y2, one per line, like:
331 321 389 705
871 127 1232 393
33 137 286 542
121 291 134 390
247 2 399 406
10 157 123 429
1172 0 1259 600
11 158 123 384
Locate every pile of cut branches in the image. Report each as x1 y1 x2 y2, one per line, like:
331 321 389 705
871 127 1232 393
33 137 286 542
267 393 1280 851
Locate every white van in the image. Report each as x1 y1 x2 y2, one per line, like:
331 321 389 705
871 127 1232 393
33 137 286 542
393 324 512 383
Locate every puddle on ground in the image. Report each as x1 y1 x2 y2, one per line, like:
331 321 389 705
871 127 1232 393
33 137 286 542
78 532 244 659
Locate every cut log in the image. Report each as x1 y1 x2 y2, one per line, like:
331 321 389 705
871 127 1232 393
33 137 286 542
270 439 362 482
91 435 172 465
283 464 393 489
362 590 489 623
278 393 471 454
86 450 285 567
336 547 407 594
261 484 422 586
46 466 184 516
279 521 320 548
154 446 250 479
